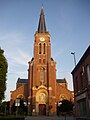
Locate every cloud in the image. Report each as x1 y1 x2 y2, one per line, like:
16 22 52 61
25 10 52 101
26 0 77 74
0 31 31 66
0 31 23 46
10 49 30 66
0 31 32 85
8 71 28 78
0 31 32 101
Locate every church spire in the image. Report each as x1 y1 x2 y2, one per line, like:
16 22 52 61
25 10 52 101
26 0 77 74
37 6 47 33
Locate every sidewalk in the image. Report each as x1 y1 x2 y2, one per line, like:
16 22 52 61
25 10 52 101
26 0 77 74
25 116 76 120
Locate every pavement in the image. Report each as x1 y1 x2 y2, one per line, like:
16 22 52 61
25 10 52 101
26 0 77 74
25 116 76 120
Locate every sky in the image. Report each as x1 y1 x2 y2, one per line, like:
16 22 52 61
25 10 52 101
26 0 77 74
0 0 90 101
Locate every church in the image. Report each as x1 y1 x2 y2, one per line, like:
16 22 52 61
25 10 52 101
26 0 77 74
10 7 73 115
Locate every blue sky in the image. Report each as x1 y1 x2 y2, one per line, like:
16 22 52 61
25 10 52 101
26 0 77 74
0 0 90 101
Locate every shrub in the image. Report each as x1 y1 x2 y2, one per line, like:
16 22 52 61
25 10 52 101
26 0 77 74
0 116 25 120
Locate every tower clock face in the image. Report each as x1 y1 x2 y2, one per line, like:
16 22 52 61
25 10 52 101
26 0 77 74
40 37 45 41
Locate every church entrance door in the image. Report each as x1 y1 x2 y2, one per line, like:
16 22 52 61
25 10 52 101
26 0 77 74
39 104 46 115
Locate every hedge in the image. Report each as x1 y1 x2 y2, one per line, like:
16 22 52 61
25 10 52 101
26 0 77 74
0 116 25 120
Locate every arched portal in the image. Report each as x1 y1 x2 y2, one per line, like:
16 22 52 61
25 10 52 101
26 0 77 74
36 89 47 115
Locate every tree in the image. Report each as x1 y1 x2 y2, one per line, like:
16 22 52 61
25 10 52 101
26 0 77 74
59 99 74 114
0 101 10 114
11 98 28 115
0 48 8 102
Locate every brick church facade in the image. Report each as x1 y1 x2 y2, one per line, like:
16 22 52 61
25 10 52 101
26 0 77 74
10 7 73 115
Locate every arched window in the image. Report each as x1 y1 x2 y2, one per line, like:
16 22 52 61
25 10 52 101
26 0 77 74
60 95 67 101
43 43 46 54
39 43 42 54
39 93 46 102
40 68 44 82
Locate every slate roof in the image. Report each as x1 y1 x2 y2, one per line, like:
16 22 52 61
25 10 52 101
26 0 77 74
51 58 54 61
37 6 47 33
16 78 66 84
56 78 67 83
17 78 28 84
31 57 34 62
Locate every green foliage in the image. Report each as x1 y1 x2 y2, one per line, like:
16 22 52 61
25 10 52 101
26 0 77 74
11 98 27 115
0 101 10 114
0 48 8 101
59 99 74 113
0 116 25 120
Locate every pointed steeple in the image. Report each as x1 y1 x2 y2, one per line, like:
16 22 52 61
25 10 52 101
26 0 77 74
37 6 47 33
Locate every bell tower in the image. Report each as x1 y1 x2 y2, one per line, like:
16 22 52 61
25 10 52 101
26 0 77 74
34 7 51 63
33 7 51 86
28 7 56 115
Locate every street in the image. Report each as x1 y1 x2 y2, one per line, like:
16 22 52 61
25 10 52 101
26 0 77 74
25 116 76 120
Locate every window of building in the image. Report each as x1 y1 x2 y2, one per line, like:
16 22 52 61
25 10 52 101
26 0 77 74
39 59 41 63
80 71 84 90
39 93 46 102
86 65 90 83
39 43 42 54
43 43 46 54
40 68 44 82
78 99 87 117
43 59 45 63
76 77 78 93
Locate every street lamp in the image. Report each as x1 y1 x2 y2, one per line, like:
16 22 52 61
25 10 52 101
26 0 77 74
24 101 28 115
71 52 76 67
58 102 62 106
28 102 30 115
55 101 62 116
55 102 57 115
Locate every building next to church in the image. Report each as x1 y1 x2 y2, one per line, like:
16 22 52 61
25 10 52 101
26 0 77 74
10 7 73 116
71 46 90 118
